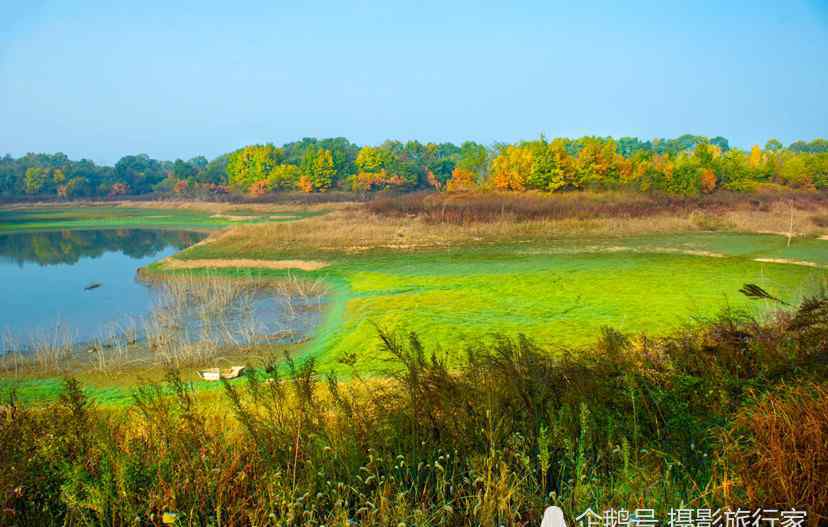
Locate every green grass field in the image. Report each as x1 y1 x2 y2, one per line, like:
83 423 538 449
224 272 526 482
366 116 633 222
0 206 321 232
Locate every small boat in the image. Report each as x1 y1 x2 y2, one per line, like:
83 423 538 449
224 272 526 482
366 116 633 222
198 366 245 381
84 282 102 291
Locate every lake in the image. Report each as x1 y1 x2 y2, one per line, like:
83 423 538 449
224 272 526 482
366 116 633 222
0 229 321 349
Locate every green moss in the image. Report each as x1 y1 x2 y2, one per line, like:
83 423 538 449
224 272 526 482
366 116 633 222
307 248 823 372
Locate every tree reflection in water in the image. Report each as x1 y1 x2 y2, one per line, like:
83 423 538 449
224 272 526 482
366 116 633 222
0 229 206 266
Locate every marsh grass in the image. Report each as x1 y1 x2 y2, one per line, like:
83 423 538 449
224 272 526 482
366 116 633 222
143 272 319 366
2 294 826 526
0 273 325 377
30 322 75 374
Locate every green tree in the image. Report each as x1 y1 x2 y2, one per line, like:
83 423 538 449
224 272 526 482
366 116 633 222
765 139 783 152
201 155 229 184
457 142 488 184
267 164 301 190
172 159 196 181
114 154 164 194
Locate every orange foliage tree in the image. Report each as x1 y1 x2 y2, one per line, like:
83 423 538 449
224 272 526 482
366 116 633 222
700 168 717 193
297 175 314 193
446 167 476 192
249 179 271 196
351 170 405 191
174 180 189 193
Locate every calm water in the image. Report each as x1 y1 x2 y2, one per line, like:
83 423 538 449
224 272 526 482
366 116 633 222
0 229 207 345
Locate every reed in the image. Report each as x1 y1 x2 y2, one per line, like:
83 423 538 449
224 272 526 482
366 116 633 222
30 322 75 374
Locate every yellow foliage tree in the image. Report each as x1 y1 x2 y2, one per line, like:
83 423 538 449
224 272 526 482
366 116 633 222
748 145 763 169
491 146 532 191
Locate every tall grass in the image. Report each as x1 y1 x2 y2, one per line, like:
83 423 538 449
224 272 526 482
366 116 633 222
368 190 828 225
145 272 324 366
2 294 826 526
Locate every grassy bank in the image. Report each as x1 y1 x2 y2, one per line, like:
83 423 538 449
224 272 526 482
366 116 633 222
0 204 325 233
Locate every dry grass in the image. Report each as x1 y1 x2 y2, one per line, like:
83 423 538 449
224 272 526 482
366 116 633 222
195 196 828 257
162 258 329 271
115 200 347 215
725 383 828 524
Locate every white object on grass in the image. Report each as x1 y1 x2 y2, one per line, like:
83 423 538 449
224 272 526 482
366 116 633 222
540 506 568 527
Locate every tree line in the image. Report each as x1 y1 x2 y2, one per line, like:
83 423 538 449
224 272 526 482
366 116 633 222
1 135 826 198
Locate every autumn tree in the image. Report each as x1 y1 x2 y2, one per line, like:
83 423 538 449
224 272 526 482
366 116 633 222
491 145 532 191
249 179 271 196
226 144 283 191
355 146 388 173
446 167 476 192
700 168 717 193
748 145 763 169
353 146 404 190
311 148 335 191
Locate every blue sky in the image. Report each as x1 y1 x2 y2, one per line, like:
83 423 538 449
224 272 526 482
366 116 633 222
1 0 826 164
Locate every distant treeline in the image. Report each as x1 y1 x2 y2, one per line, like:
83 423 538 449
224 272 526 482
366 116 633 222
1 135 826 198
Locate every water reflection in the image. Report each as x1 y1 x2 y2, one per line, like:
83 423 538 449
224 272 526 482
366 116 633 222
0 229 205 266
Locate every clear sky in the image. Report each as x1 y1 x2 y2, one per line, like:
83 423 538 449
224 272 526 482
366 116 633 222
1 0 827 164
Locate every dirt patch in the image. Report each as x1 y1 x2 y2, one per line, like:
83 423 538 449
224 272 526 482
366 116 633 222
819 235 828 241
271 215 302 220
211 213 260 221
754 258 820 268
162 258 329 271
756 230 797 237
